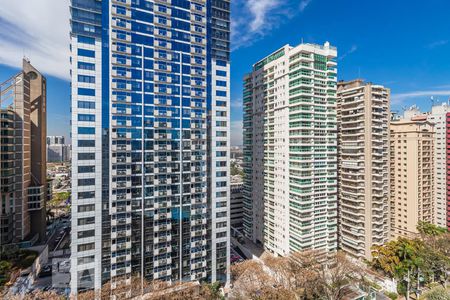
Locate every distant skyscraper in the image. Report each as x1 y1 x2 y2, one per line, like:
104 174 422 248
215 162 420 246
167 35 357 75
70 0 230 294
47 135 70 162
337 80 390 260
428 104 450 228
0 59 48 247
390 113 435 238
47 136 66 145
243 42 338 256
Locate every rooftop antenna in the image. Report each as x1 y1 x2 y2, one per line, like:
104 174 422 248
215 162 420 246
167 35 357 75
430 96 435 107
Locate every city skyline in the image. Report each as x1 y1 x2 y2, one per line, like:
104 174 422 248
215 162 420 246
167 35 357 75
1 1 450 299
2 0 450 145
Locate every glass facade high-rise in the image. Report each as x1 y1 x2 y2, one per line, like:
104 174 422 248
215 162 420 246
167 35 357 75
70 0 230 294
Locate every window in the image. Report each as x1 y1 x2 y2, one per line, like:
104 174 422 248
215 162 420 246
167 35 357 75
78 140 95 147
216 161 226 167
78 217 95 225
78 255 95 265
78 75 95 83
78 114 95 122
78 166 95 173
216 90 227 97
78 101 95 109
216 141 227 147
216 171 227 177
216 211 227 218
216 151 226 157
216 181 227 187
78 153 95 160
216 232 227 238
78 88 95 96
216 80 227 87
216 111 226 117
78 204 95 212
216 131 227 137
216 70 227 77
216 101 226 107
78 178 95 186
78 191 95 199
78 62 95 71
216 121 227 127
78 49 95 58
78 36 95 45
216 201 227 207
216 191 227 198
78 243 95 252
83 24 95 33
216 60 227 67
78 127 95 135
78 230 95 239
216 221 227 228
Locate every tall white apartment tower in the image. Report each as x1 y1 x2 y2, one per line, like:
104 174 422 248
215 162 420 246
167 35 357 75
337 80 390 260
70 0 231 295
428 103 450 228
243 42 338 256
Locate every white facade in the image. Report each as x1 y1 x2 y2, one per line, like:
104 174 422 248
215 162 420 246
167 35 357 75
209 58 231 282
243 42 338 256
429 103 450 227
70 36 104 292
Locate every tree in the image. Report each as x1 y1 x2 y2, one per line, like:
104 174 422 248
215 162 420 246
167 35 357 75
230 250 364 300
9 290 63 300
417 222 447 237
417 222 448 252
230 259 291 299
75 275 223 300
230 161 244 178
320 251 364 300
422 286 450 300
371 241 401 278
0 261 12 275
371 236 450 297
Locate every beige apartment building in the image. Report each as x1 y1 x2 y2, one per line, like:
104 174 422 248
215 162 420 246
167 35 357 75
337 80 390 260
390 115 435 238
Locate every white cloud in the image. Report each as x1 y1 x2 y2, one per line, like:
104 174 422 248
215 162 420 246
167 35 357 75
232 0 312 50
0 0 70 80
299 0 312 12
247 0 280 33
392 90 450 105
426 40 448 49
231 120 243 146
231 98 243 109
339 45 358 60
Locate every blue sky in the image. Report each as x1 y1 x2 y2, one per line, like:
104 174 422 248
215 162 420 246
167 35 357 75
1 0 450 145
